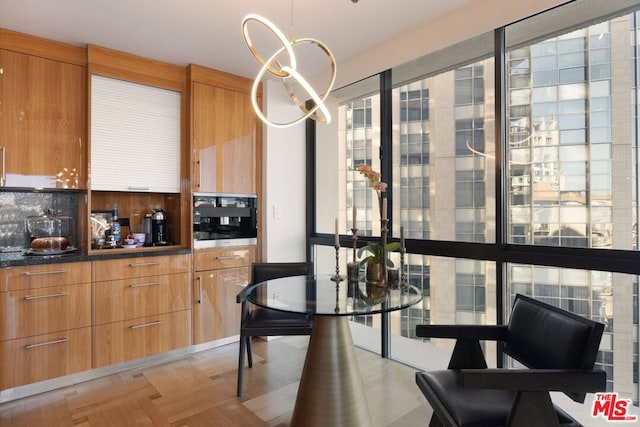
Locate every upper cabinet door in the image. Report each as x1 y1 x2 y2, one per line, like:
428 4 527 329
0 49 86 189
192 83 256 194
90 75 181 193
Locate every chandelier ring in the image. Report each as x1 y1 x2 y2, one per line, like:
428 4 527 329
241 13 296 78
250 37 336 127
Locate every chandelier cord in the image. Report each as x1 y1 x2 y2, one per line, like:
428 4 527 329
290 0 294 41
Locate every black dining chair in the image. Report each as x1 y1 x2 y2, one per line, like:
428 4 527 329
236 261 313 397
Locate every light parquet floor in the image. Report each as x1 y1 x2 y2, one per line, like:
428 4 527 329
0 336 432 427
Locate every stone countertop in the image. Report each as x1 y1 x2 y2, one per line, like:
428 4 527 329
0 247 192 268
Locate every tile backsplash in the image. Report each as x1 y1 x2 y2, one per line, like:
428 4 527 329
0 191 80 251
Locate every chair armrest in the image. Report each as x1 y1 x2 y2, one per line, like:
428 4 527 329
460 368 607 393
236 283 258 303
416 324 507 341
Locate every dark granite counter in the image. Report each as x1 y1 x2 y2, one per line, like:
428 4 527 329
0 247 192 268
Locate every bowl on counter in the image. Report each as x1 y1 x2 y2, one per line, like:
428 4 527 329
132 233 146 246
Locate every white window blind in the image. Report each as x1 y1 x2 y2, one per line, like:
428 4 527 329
90 75 181 193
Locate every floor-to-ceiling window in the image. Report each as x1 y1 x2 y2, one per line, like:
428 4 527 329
504 2 640 407
314 76 386 343
311 0 640 423
385 37 498 363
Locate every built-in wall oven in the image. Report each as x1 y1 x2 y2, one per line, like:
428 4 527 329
193 193 257 248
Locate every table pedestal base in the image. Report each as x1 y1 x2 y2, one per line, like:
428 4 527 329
290 316 372 427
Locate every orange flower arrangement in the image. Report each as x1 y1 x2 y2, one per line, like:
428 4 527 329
357 164 388 221
356 164 398 281
357 164 387 193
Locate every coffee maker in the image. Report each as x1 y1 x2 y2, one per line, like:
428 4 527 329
150 208 168 245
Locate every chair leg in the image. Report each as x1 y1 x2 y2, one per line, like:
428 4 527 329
448 339 487 369
246 336 253 368
237 334 246 397
507 391 560 427
428 413 445 427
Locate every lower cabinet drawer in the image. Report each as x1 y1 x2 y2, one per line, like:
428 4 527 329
194 246 255 271
92 310 191 368
93 254 191 282
0 262 91 292
0 327 92 390
93 273 191 324
0 283 91 341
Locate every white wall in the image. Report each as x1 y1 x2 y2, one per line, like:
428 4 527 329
262 0 569 259
262 79 307 262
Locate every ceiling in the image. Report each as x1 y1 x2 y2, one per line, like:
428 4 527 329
0 0 478 83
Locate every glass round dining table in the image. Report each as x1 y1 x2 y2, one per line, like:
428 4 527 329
247 274 423 427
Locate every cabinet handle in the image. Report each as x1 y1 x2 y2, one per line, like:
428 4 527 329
197 276 202 304
25 337 68 349
194 146 200 189
127 186 150 191
216 255 241 260
23 269 66 277
24 292 67 300
128 262 160 267
130 320 162 329
129 282 161 288
197 159 201 188
1 146 5 187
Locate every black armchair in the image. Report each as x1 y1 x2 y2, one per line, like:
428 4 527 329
415 294 606 427
236 261 313 397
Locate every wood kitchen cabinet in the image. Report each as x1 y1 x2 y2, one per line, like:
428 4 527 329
190 65 261 194
0 262 92 390
93 274 190 325
92 253 190 281
93 311 190 368
192 246 255 344
0 46 86 189
86 44 191 250
92 254 192 367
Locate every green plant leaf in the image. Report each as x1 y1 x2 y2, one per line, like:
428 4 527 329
356 240 401 268
386 242 402 252
357 245 375 258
